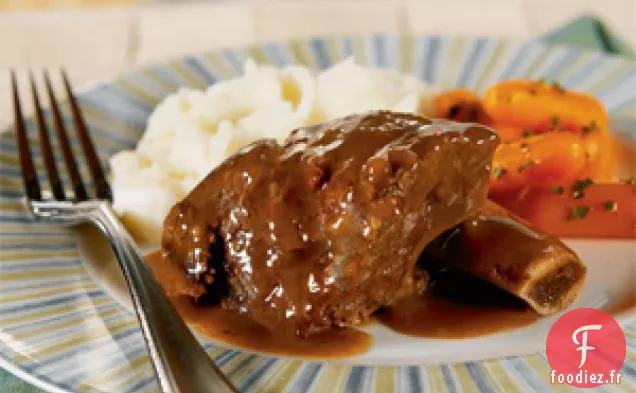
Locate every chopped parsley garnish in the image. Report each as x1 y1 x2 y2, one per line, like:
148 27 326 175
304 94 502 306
537 78 546 84
522 129 535 138
552 185 565 195
517 161 533 172
494 167 508 179
623 176 636 185
572 177 594 190
520 142 528 149
571 177 594 199
604 200 618 212
568 206 590 221
581 120 599 134
551 115 560 129
551 81 566 94
528 87 538 96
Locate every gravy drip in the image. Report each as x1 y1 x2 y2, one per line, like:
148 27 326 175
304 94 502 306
146 251 372 358
377 268 538 339
147 251 538 356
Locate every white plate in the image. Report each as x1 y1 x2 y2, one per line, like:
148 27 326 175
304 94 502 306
1 35 635 393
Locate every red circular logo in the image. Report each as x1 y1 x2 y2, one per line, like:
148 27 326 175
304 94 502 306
546 308 626 388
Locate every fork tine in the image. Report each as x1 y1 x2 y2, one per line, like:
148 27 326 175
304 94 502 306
61 70 112 201
43 71 89 201
11 71 42 201
29 71 66 201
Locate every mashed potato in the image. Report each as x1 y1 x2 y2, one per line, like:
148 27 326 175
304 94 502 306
110 58 432 244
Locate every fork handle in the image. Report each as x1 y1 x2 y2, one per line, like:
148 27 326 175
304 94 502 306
89 203 239 393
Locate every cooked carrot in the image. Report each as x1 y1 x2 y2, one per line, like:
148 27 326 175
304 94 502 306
483 80 609 133
612 134 636 180
490 123 527 142
490 183 636 239
578 127 617 182
435 82 617 190
490 132 587 192
433 88 491 124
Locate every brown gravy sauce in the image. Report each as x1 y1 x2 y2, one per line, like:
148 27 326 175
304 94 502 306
172 296 372 358
377 295 538 339
601 292 636 317
377 297 538 339
146 251 372 358
146 251 539 356
378 267 539 339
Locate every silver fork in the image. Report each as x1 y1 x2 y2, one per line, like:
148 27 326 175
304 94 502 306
11 70 239 393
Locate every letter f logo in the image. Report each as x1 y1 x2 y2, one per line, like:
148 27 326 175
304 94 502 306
572 324 602 368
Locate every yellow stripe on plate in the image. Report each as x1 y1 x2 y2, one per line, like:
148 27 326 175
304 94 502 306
0 199 29 213
423 365 445 392
452 363 477 393
0 267 84 281
206 347 227 359
325 37 340 64
440 37 467 89
168 61 207 89
0 297 111 327
14 319 138 363
288 40 312 66
351 36 367 65
0 177 23 191
113 79 161 107
556 51 594 82
246 46 269 66
0 223 68 233
0 283 98 305
0 235 76 246
0 249 78 262
522 45 553 79
229 354 263 382
400 35 414 74
311 364 349 393
11 307 119 341
472 362 504 393
141 68 179 92
374 366 396 393
107 356 155 393
222 353 253 375
614 104 636 118
205 52 238 78
258 360 303 393
77 104 144 134
522 355 575 393
80 353 150 391
473 40 508 93
481 359 523 393
0 153 19 167
588 61 633 94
